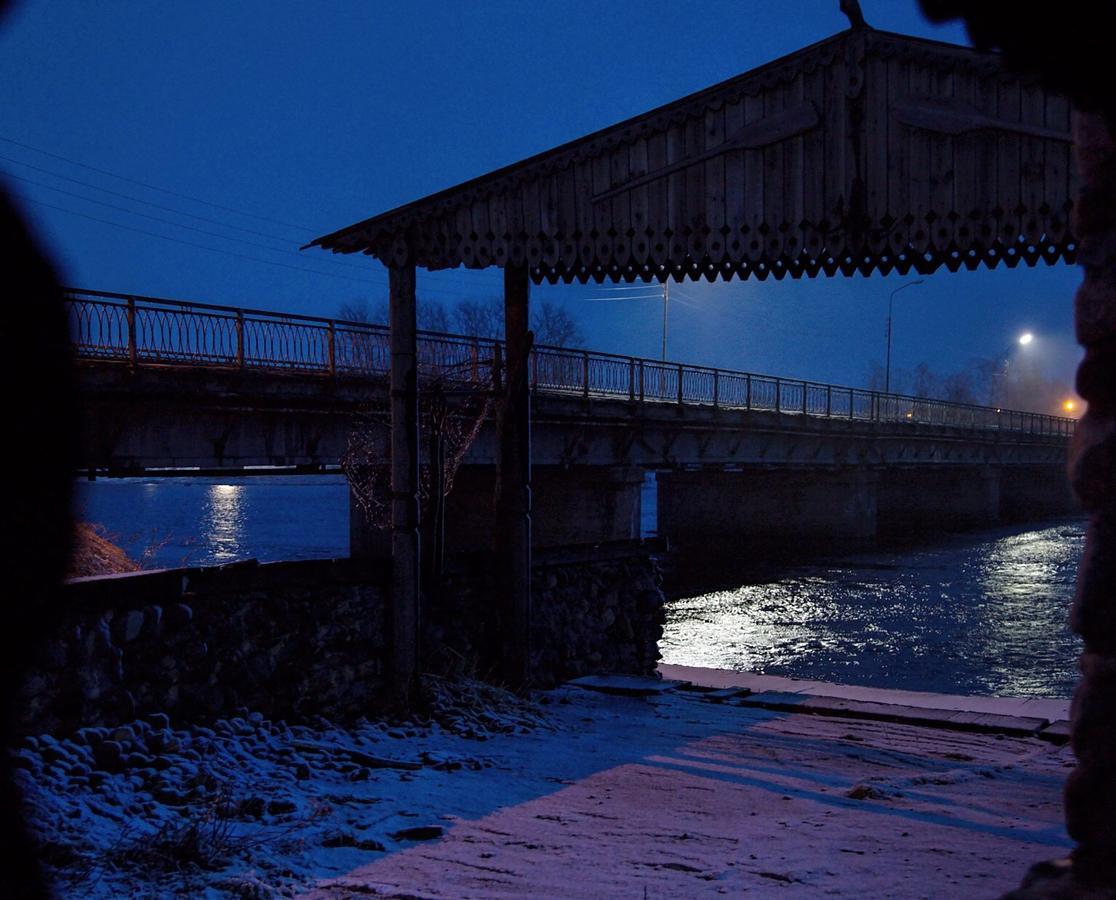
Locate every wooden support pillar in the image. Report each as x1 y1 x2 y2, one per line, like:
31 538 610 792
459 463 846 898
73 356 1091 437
389 263 420 703
497 264 532 689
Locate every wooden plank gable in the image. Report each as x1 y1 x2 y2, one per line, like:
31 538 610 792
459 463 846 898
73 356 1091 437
310 27 1078 283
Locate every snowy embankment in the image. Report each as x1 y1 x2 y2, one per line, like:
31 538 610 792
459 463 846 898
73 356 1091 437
16 677 1073 898
16 677 546 898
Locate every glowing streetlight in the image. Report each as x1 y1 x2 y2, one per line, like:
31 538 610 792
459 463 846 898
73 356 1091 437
1019 332 1034 346
1063 398 1077 413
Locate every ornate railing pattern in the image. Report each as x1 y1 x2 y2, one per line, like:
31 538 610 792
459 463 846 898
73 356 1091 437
65 288 1076 437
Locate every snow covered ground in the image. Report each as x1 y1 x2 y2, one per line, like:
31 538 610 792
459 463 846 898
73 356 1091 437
16 677 1072 898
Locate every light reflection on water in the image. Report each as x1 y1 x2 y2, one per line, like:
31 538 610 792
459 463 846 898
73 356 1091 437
74 476 350 568
79 476 1085 698
661 520 1085 698
205 484 245 563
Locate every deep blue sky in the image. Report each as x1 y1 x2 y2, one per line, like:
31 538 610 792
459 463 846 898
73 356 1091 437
0 1 1082 395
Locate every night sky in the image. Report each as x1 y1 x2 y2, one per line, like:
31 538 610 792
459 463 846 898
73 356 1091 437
0 0 1083 396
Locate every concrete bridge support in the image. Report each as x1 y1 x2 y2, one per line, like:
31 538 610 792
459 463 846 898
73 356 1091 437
876 467 1001 536
349 464 645 557
999 464 1078 522
656 467 877 554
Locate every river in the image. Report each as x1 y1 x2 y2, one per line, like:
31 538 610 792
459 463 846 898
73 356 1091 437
75 475 1083 699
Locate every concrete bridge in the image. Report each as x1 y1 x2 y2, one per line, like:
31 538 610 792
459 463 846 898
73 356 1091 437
70 288 1077 554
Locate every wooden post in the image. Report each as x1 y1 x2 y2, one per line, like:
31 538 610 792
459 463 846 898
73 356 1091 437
389 263 420 704
126 296 137 367
235 310 245 369
497 264 532 689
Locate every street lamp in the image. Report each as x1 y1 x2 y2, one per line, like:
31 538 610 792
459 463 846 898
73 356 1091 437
1000 332 1036 376
990 332 1037 405
885 278 924 393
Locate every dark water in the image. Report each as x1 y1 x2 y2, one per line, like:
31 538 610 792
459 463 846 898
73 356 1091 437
74 476 351 568
661 520 1085 699
76 476 1083 699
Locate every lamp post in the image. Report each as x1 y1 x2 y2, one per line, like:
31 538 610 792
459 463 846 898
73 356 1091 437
990 332 1036 405
885 278 924 393
999 332 1035 374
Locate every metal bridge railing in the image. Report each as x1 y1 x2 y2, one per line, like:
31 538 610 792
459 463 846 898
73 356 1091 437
64 288 1077 438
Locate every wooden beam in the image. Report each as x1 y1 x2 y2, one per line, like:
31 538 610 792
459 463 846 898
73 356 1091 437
389 263 420 703
498 264 532 689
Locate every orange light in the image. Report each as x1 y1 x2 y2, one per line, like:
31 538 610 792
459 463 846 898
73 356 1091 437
1064 399 1076 413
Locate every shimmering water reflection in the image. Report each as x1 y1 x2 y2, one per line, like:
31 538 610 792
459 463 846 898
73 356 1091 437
74 476 350 568
661 520 1085 698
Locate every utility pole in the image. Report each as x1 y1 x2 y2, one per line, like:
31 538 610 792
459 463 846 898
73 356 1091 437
661 280 670 361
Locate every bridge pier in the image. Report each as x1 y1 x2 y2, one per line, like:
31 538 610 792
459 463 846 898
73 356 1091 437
876 466 1001 536
351 464 644 557
442 464 644 551
999 464 1078 522
656 467 877 555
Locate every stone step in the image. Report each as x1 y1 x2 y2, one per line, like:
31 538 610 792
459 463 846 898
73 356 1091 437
735 691 1049 736
567 675 690 696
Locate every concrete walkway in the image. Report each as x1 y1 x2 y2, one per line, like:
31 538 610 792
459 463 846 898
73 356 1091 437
660 664 1072 742
304 668 1072 898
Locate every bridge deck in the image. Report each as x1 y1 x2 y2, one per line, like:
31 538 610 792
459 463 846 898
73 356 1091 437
68 288 1074 441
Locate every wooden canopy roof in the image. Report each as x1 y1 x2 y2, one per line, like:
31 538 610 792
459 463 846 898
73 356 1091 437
309 26 1077 284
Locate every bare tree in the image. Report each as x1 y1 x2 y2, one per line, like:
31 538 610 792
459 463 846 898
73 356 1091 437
531 300 584 347
865 360 887 392
337 298 450 332
337 299 383 324
420 300 451 333
911 361 936 398
939 370 979 404
453 298 503 339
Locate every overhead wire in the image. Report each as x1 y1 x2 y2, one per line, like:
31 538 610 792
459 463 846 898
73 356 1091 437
3 169 337 257
16 190 509 298
13 192 383 286
0 153 300 244
0 133 506 296
0 133 314 233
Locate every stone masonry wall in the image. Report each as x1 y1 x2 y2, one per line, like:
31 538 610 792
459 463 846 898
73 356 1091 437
19 559 389 736
428 545 666 688
20 545 666 735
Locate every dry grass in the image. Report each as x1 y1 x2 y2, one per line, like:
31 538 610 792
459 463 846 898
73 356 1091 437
68 523 139 578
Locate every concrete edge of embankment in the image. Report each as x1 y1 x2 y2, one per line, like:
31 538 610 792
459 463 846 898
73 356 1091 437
653 664 1072 744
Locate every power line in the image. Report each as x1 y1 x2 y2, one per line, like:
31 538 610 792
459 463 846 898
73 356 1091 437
3 166 438 284
0 134 509 296
593 282 668 291
0 134 313 233
577 293 662 302
0 152 298 244
14 192 383 286
3 169 326 257
22 194 504 298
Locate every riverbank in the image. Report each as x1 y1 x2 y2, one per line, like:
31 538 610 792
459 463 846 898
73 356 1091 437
19 669 1072 898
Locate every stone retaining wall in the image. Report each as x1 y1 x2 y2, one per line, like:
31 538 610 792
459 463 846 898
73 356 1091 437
431 544 666 685
19 544 665 735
